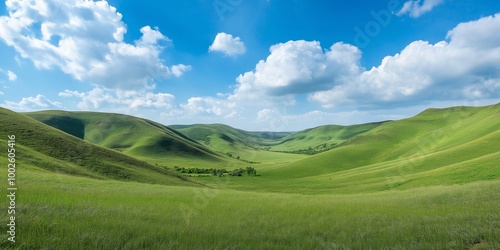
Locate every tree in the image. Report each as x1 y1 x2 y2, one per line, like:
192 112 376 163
230 168 244 176
245 166 257 176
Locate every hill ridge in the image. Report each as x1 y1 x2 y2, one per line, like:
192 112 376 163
0 107 200 186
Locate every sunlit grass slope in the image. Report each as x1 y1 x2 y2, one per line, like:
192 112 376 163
0 167 498 249
248 103 500 193
26 111 242 168
1 107 198 186
269 121 386 151
0 104 498 249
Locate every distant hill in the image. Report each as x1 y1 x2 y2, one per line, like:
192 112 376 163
171 122 385 157
170 123 298 163
271 103 500 190
270 122 386 153
25 111 239 168
0 107 200 186
22 102 500 192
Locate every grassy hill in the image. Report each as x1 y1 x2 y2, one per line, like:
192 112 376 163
239 103 500 193
26 111 241 169
269 122 386 153
170 124 305 163
1 104 499 249
0 107 199 186
170 122 385 162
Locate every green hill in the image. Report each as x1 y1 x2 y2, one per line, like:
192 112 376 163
170 124 305 163
21 103 500 193
269 122 386 153
172 122 386 157
258 103 500 193
2 104 499 249
25 111 240 168
0 107 199 186
170 123 291 148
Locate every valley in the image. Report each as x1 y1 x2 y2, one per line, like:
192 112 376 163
0 103 499 249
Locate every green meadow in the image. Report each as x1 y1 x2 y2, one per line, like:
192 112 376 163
0 103 498 249
1 169 499 249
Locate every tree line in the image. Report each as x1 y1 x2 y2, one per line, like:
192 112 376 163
171 166 257 177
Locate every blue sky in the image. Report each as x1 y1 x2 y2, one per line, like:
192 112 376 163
0 0 499 131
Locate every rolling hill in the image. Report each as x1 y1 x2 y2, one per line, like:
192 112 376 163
21 103 500 193
255 103 500 193
1 103 499 249
269 122 387 152
170 124 301 163
25 110 241 168
0 107 199 186
170 122 386 161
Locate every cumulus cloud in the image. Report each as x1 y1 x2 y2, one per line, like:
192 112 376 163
396 0 444 18
230 40 362 101
311 13 500 108
228 14 500 109
58 88 240 122
3 94 62 111
0 0 189 89
180 97 238 118
59 88 175 110
209 32 246 57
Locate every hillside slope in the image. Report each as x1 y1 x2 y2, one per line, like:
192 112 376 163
171 122 385 160
270 122 386 152
0 107 199 186
270 103 500 185
26 111 240 168
170 124 305 163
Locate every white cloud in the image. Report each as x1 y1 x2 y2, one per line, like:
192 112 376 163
230 40 362 102
226 14 500 109
209 32 246 57
462 79 500 99
6 71 17 81
3 94 62 111
446 14 500 49
396 0 444 18
0 69 17 81
0 91 4 96
311 13 500 108
180 97 238 118
171 64 192 77
0 0 189 90
59 88 176 110
257 109 276 121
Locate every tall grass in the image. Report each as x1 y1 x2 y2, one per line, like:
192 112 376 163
1 168 499 249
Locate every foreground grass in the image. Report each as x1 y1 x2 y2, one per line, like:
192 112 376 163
1 168 499 249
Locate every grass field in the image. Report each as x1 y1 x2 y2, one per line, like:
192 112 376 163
1 103 499 249
1 168 499 249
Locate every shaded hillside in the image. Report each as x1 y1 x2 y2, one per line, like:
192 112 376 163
0 107 200 186
26 111 239 168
